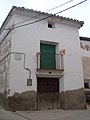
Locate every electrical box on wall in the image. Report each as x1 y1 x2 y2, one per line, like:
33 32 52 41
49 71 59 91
27 79 32 86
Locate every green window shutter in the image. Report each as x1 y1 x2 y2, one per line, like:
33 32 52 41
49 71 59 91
40 43 56 69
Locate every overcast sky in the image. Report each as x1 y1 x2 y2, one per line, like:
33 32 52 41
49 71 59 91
0 0 89 37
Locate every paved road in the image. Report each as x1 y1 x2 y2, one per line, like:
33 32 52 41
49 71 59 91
0 109 27 120
0 109 90 120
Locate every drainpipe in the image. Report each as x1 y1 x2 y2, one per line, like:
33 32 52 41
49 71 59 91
14 52 31 79
0 52 31 80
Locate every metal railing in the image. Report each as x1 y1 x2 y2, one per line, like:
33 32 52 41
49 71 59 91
36 52 64 70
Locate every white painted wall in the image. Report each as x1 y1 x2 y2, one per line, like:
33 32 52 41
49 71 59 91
8 13 84 95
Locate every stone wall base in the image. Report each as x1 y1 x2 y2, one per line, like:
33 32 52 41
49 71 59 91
7 91 36 111
60 88 86 110
0 91 8 109
1 88 86 111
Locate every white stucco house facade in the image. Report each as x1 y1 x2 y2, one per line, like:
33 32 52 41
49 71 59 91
0 6 86 110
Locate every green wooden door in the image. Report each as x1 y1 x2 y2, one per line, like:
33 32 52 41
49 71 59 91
40 43 56 69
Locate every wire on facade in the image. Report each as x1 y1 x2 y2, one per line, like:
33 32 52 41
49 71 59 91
13 0 87 29
47 0 73 12
0 28 12 45
1 0 87 43
13 0 73 26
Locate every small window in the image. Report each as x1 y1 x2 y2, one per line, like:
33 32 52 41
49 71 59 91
48 23 53 28
84 83 89 88
48 22 55 28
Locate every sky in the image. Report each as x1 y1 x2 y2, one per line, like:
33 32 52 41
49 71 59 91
0 0 90 37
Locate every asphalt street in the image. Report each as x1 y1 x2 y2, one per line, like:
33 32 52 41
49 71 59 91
0 108 90 120
0 109 27 120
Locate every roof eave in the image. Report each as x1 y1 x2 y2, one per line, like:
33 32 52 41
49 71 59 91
0 6 16 34
0 6 84 34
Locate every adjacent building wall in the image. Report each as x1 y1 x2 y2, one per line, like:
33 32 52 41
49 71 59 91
80 38 90 85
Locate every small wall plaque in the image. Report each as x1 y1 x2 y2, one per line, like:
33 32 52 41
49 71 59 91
15 53 22 60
